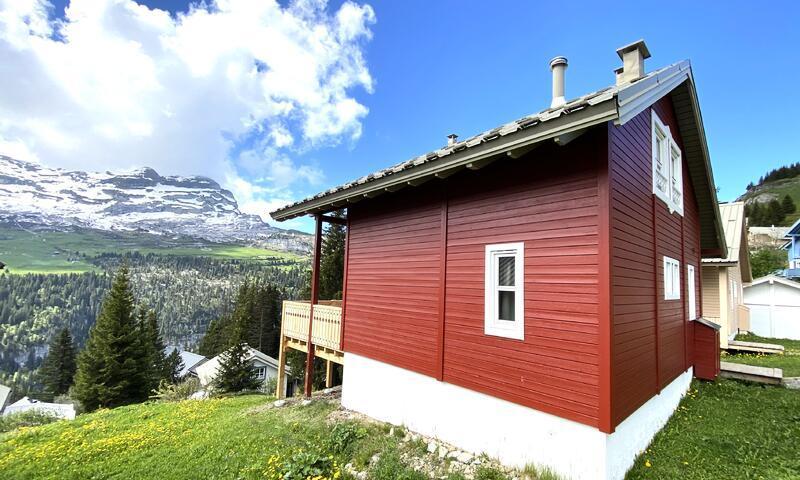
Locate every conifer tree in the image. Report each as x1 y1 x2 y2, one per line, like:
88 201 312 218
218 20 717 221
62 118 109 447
73 265 150 411
138 308 172 391
163 349 184 384
319 210 346 300
782 194 796 215
213 324 259 393
38 327 77 400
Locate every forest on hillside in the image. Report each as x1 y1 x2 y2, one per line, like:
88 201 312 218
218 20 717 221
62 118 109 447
0 252 306 397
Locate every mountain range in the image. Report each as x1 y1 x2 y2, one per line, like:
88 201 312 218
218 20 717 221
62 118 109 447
0 155 310 253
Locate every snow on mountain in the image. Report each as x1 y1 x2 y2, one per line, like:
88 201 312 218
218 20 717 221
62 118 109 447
0 155 311 253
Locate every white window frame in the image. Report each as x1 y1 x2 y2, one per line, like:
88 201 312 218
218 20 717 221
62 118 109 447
255 366 267 380
663 256 681 300
652 111 684 216
687 264 696 319
484 242 524 340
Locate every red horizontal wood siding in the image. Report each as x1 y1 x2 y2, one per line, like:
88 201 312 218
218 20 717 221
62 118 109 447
441 131 604 428
609 96 702 427
344 189 443 377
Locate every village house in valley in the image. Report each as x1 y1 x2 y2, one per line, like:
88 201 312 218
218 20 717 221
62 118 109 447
701 202 752 347
270 41 727 480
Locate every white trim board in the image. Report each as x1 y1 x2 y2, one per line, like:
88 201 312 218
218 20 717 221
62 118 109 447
342 352 692 480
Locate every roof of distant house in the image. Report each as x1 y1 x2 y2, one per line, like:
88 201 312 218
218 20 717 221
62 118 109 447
165 346 208 377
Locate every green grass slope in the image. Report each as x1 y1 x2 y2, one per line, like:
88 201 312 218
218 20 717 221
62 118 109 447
0 224 301 274
2 383 799 480
0 395 519 480
627 379 800 479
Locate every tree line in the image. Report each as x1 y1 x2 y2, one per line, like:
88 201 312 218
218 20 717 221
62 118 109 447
745 161 800 190
6 216 345 408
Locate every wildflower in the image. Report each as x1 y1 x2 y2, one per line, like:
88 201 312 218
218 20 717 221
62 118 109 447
645 460 652 468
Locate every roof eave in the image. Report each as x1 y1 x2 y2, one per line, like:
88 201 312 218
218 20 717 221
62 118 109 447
271 99 618 221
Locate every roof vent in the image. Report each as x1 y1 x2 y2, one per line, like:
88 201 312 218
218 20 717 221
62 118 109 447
549 56 568 108
615 39 651 85
447 133 458 146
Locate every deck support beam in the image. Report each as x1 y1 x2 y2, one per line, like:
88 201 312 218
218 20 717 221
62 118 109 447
325 360 334 388
276 302 288 398
304 214 323 397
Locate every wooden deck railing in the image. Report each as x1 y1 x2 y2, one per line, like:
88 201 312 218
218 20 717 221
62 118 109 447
281 300 342 350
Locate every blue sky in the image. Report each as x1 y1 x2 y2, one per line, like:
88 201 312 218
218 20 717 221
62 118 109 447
4 1 799 233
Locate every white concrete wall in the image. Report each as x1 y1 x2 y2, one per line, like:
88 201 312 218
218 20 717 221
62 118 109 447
342 352 692 480
744 281 800 340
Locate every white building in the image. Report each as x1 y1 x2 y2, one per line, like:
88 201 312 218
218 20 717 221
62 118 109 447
743 275 800 340
195 346 292 396
3 396 76 420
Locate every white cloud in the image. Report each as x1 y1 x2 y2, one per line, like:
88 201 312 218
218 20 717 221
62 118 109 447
0 0 374 229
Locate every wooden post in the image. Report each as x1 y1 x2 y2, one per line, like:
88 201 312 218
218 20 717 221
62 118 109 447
325 360 333 388
276 302 287 398
305 214 323 397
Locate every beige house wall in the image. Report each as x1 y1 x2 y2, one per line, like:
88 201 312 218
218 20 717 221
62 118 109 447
702 264 749 349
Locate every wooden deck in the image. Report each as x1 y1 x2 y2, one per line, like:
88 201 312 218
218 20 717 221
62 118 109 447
720 361 783 385
276 300 344 398
726 340 785 355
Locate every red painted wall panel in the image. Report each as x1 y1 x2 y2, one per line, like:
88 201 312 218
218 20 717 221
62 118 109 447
609 96 703 426
441 134 604 427
344 190 443 378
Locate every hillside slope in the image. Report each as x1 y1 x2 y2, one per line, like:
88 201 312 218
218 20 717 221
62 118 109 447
737 176 800 226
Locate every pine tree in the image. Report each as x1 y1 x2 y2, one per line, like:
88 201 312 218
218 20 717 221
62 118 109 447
213 324 259 393
73 265 150 411
138 308 170 391
782 194 796 215
319 211 346 300
38 327 77 401
163 349 183 384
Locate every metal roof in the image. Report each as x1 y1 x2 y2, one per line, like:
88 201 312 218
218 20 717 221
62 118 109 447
270 59 726 258
703 202 752 280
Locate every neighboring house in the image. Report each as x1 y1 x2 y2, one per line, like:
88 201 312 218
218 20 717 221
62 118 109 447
269 40 728 480
701 203 753 347
164 345 208 379
743 275 800 340
748 225 789 250
782 218 800 278
196 346 292 396
0 384 11 414
2 397 76 420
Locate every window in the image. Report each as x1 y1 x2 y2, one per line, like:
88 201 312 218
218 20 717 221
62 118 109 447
255 367 267 380
485 243 524 340
687 264 696 319
652 111 684 215
663 256 681 300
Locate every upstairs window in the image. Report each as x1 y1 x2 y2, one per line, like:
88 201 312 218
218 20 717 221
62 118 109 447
485 243 524 340
664 256 681 300
652 111 684 215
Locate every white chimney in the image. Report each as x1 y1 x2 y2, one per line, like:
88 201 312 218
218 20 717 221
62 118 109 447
615 39 651 85
447 133 458 146
549 56 568 108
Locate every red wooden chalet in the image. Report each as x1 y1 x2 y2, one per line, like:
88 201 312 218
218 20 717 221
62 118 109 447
270 40 726 480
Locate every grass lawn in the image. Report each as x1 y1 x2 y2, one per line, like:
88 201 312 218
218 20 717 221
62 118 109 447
626 379 800 479
0 225 301 274
0 396 523 480
3 385 799 480
722 333 800 377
